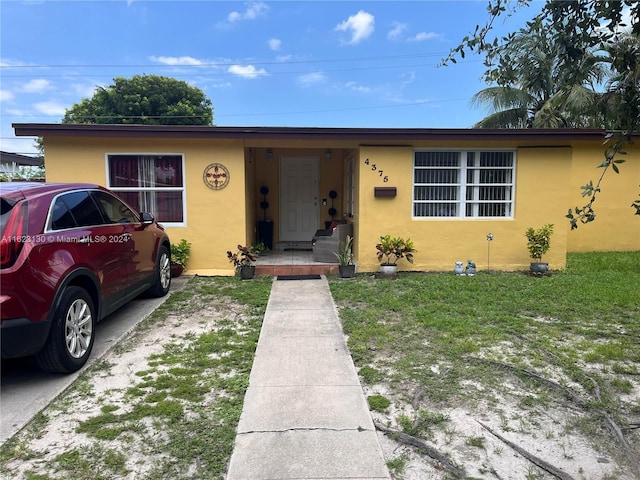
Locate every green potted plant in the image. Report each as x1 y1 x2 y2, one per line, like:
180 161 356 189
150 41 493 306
333 235 355 278
227 244 259 279
525 224 554 273
375 235 415 276
170 239 191 277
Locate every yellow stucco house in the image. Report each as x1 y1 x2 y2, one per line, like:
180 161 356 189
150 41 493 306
12 123 640 275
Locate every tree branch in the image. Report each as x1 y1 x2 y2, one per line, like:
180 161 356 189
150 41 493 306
477 420 576 480
374 421 466 479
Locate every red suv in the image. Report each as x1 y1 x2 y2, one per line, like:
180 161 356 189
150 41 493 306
1 183 172 373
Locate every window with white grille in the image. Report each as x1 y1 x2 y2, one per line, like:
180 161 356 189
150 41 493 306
413 150 515 218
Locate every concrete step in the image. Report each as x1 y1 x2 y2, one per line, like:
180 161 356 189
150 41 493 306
255 263 339 276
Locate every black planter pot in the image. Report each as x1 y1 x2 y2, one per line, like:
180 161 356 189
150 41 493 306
239 265 256 280
530 262 549 273
256 221 273 250
338 264 356 278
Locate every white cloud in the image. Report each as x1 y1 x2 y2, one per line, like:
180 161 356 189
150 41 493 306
150 55 204 66
388 21 441 42
400 71 416 85
335 10 374 45
228 2 268 23
388 22 407 40
268 38 282 51
0 137 38 156
0 59 29 68
211 82 232 89
410 32 442 42
21 79 52 93
276 54 293 62
344 81 371 93
71 82 99 99
34 101 67 116
0 90 15 102
228 64 267 79
297 72 326 87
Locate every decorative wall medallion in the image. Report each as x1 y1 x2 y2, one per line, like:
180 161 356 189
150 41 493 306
203 163 230 190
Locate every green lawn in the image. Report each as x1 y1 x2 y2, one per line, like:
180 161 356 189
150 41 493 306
329 251 640 479
2 254 638 479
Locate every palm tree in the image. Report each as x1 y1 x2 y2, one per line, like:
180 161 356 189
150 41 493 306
471 18 605 128
598 33 640 131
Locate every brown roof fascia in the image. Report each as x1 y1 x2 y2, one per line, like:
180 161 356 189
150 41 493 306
12 122 620 143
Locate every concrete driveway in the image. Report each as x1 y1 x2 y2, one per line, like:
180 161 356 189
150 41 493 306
0 276 190 445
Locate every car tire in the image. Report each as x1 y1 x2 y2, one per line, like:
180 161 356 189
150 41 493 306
36 286 96 373
147 245 171 298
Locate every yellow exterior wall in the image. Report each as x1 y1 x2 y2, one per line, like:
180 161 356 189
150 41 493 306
566 141 640 252
44 136 248 276
354 145 573 272
41 133 638 276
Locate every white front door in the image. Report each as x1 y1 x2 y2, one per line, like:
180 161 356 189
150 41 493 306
279 156 319 242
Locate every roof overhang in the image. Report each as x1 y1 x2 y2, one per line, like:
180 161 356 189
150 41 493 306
0 150 42 166
12 123 624 145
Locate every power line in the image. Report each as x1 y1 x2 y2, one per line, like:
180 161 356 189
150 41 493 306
1 95 471 124
1 61 469 79
0 52 452 70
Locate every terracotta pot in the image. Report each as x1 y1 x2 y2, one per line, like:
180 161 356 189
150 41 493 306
170 263 184 278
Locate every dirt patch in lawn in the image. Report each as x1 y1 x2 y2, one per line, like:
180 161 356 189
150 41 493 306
330 269 640 480
0 277 269 480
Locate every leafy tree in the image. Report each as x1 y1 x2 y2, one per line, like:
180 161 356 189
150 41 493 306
447 0 640 227
63 75 214 125
470 17 605 128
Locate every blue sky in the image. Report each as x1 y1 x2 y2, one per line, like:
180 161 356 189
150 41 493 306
1 0 541 156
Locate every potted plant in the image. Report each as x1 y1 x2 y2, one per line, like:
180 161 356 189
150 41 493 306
227 244 259 279
525 224 554 273
170 239 191 277
375 235 415 276
333 235 355 278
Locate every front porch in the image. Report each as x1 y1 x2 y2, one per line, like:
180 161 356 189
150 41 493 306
255 243 340 276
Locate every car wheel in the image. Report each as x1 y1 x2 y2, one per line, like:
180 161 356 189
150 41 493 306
36 286 96 373
147 245 171 297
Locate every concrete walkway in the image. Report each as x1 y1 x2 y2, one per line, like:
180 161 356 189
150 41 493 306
226 276 390 480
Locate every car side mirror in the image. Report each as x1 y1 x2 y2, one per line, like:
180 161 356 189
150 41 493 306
140 212 155 224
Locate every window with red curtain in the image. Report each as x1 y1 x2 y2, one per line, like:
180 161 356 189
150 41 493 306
107 154 184 224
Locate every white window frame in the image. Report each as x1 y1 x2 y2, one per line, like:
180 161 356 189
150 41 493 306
105 152 187 227
412 149 516 219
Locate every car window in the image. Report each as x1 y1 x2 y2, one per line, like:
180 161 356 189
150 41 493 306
51 198 77 230
52 191 105 229
0 198 17 232
91 191 139 224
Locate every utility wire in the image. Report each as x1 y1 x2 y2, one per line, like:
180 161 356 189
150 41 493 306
0 52 453 70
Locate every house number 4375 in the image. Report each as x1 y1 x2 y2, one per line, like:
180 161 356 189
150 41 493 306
364 158 389 182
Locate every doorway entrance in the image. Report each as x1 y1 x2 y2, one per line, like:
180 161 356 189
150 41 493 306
279 156 319 242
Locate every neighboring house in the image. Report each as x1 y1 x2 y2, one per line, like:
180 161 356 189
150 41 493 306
0 151 42 179
12 123 640 275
